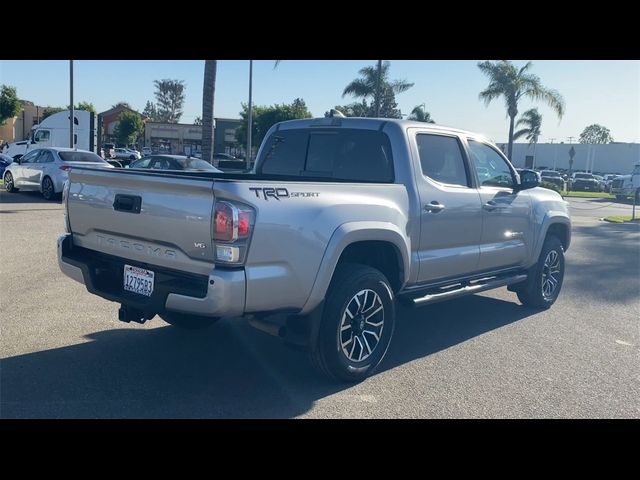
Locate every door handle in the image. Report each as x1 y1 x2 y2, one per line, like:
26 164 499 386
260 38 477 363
483 201 499 211
424 201 445 213
113 194 142 214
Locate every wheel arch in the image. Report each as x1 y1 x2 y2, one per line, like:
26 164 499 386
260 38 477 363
532 216 571 267
300 222 410 315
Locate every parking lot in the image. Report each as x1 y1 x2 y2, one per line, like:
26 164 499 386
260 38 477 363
1 191 638 418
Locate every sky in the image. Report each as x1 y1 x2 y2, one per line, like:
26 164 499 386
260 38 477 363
1 60 638 144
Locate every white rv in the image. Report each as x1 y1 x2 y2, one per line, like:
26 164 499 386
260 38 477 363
2 110 97 160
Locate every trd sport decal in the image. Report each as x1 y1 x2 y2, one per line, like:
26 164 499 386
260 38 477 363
249 187 319 200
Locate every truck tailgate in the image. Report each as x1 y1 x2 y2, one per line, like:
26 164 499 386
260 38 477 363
67 168 215 275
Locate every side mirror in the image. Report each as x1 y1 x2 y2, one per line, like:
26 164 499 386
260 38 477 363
13 157 21 165
517 169 540 190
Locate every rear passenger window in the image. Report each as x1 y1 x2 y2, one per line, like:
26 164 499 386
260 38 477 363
259 128 394 182
37 150 54 163
416 134 469 187
259 130 308 175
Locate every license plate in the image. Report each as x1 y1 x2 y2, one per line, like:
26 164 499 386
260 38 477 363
123 264 154 297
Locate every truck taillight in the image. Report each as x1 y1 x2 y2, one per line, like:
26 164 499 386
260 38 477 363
238 211 251 236
214 202 234 241
213 200 255 265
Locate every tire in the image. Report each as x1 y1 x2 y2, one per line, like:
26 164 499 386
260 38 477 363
159 311 219 330
4 172 18 192
516 235 565 309
308 263 395 383
41 176 56 201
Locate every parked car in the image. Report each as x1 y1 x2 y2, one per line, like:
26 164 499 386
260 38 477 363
0 153 13 176
539 170 567 191
129 155 222 172
3 147 113 200
213 153 238 161
603 174 618 193
112 148 142 166
593 175 607 192
571 172 601 192
142 147 152 157
58 118 571 382
610 163 640 201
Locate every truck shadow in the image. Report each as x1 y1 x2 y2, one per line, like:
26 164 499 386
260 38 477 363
0 295 536 419
566 222 640 303
0 190 61 205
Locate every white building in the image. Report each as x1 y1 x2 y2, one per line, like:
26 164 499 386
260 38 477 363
505 142 639 174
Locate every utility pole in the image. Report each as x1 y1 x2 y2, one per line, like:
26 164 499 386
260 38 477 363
374 60 382 117
247 60 253 169
69 60 74 148
567 136 574 144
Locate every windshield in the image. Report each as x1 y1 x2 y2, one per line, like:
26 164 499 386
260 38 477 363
177 158 218 170
59 151 107 163
575 173 593 179
541 171 561 177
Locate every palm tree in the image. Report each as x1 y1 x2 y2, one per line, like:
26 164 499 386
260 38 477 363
477 60 564 160
409 104 435 123
513 108 542 167
201 60 217 164
343 61 413 117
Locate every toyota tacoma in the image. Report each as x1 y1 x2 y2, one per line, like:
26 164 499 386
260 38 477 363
58 117 571 382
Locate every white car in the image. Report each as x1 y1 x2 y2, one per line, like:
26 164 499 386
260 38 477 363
112 148 142 162
3 147 113 200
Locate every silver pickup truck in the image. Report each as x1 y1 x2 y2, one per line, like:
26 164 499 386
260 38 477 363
58 117 571 382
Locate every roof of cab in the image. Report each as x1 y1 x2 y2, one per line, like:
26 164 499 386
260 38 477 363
275 117 486 139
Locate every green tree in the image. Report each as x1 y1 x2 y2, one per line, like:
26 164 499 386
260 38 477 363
579 124 613 144
514 108 543 167
154 79 186 123
112 101 132 109
201 61 217 164
142 101 158 121
477 60 564 160
408 104 435 123
41 102 95 122
0 85 22 125
41 106 66 120
236 98 312 149
72 101 96 113
327 101 370 117
342 61 413 118
513 108 542 145
114 111 144 146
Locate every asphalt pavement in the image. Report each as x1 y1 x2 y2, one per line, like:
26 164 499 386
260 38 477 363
1 192 638 418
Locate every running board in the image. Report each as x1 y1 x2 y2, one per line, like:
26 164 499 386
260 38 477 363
411 274 528 306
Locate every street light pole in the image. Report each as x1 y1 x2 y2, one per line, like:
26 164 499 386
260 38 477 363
247 60 253 169
374 60 382 117
69 60 74 148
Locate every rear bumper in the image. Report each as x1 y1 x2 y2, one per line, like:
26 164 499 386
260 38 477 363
57 234 246 317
